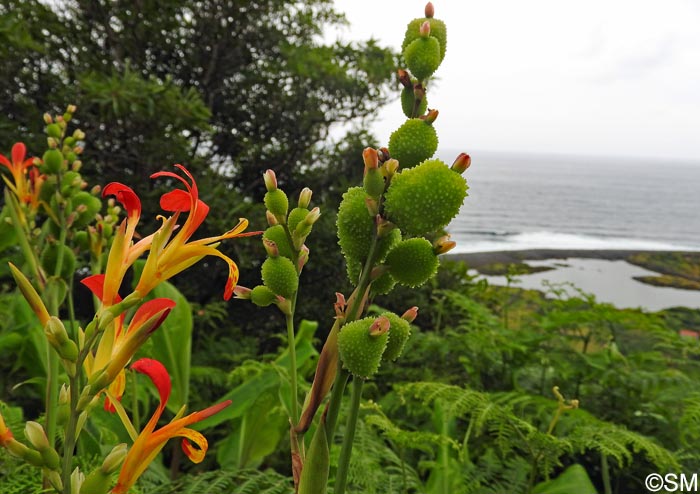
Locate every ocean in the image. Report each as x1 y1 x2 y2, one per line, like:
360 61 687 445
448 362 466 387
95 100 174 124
441 151 700 253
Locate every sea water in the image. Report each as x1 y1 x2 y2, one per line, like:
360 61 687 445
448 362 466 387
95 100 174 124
442 151 700 253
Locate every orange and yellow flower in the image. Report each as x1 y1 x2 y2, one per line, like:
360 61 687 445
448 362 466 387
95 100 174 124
134 165 258 300
81 274 175 411
0 142 37 204
112 358 231 494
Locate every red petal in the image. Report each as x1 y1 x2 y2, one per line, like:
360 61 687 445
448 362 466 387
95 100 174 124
103 182 141 218
11 143 26 165
131 358 171 408
81 274 106 299
193 399 232 421
128 298 176 335
160 189 192 212
188 199 210 232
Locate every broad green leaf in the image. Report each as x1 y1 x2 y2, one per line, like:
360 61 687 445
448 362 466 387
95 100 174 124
533 464 598 494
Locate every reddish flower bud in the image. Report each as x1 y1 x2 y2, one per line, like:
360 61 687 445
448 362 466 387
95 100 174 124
423 108 439 124
401 306 419 323
233 285 252 299
369 316 391 336
420 20 431 37
425 2 435 18
266 210 279 226
362 147 379 171
263 238 279 257
397 69 412 88
263 169 278 191
451 153 471 174
298 187 313 208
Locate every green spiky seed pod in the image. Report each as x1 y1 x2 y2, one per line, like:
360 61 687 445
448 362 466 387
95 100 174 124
42 149 63 174
251 285 277 307
401 84 427 118
388 119 438 169
71 191 101 228
60 171 81 196
264 189 289 219
287 207 309 232
370 271 396 296
41 243 76 280
338 318 389 379
404 35 441 81
385 238 439 287
263 225 295 260
384 159 468 236
337 187 373 262
261 256 298 298
403 18 447 63
75 231 90 251
381 312 412 361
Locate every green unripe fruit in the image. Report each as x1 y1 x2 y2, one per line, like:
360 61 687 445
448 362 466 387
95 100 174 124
388 119 438 169
263 225 294 259
346 258 362 285
102 222 113 239
41 243 76 280
403 17 447 63
384 159 468 236
363 168 385 198
381 312 411 361
261 256 298 298
46 123 62 139
60 171 81 196
79 470 112 494
66 151 78 164
63 136 76 147
42 149 64 174
71 191 102 228
251 285 277 307
264 189 289 219
385 238 439 287
401 85 427 118
287 207 309 232
75 231 90 251
404 36 441 81
337 187 373 262
39 175 57 204
338 318 388 379
370 271 396 296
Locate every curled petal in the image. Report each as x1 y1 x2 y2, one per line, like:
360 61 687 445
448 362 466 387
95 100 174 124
103 182 141 219
179 429 208 463
159 189 192 212
131 358 171 410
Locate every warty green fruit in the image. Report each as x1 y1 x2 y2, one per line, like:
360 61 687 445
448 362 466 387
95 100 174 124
263 225 295 260
404 36 441 81
251 285 277 307
337 187 373 262
287 207 309 232
370 271 396 296
384 159 468 236
42 149 64 174
388 119 438 169
385 238 439 287
261 256 298 298
71 191 102 228
264 189 288 218
401 85 428 118
403 17 447 63
381 312 412 361
338 317 388 379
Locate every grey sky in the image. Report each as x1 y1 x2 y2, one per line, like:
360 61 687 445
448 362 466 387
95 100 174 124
330 0 700 161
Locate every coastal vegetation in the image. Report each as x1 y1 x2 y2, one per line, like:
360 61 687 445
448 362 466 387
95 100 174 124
1 2 700 494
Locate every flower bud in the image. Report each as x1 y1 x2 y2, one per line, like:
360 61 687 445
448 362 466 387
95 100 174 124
232 285 252 300
362 147 379 171
91 184 101 195
73 129 86 141
66 104 77 114
47 470 63 491
100 443 127 474
72 159 83 172
420 20 431 37
451 153 471 174
433 234 457 255
298 187 313 208
263 169 278 191
250 285 276 307
263 238 280 257
397 69 412 88
266 210 279 226
24 421 50 451
425 2 435 18
401 306 419 323
298 244 310 270
377 147 390 163
43 113 53 124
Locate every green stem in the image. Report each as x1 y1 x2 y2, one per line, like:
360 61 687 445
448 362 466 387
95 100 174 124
45 296 60 451
334 377 364 494
4 189 42 283
324 362 349 440
601 454 612 494
286 307 299 425
61 375 80 494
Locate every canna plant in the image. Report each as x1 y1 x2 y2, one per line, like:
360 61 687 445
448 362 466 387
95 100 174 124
0 106 259 493
231 3 470 493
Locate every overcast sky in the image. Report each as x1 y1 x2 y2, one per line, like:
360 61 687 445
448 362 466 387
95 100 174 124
329 0 700 161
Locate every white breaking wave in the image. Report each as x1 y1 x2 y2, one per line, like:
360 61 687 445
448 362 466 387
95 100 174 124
450 231 700 254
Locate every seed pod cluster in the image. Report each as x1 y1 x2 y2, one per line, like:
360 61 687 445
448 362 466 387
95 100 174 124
338 317 389 379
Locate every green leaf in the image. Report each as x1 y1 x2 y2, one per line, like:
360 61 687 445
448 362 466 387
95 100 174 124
146 281 193 413
532 464 598 494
